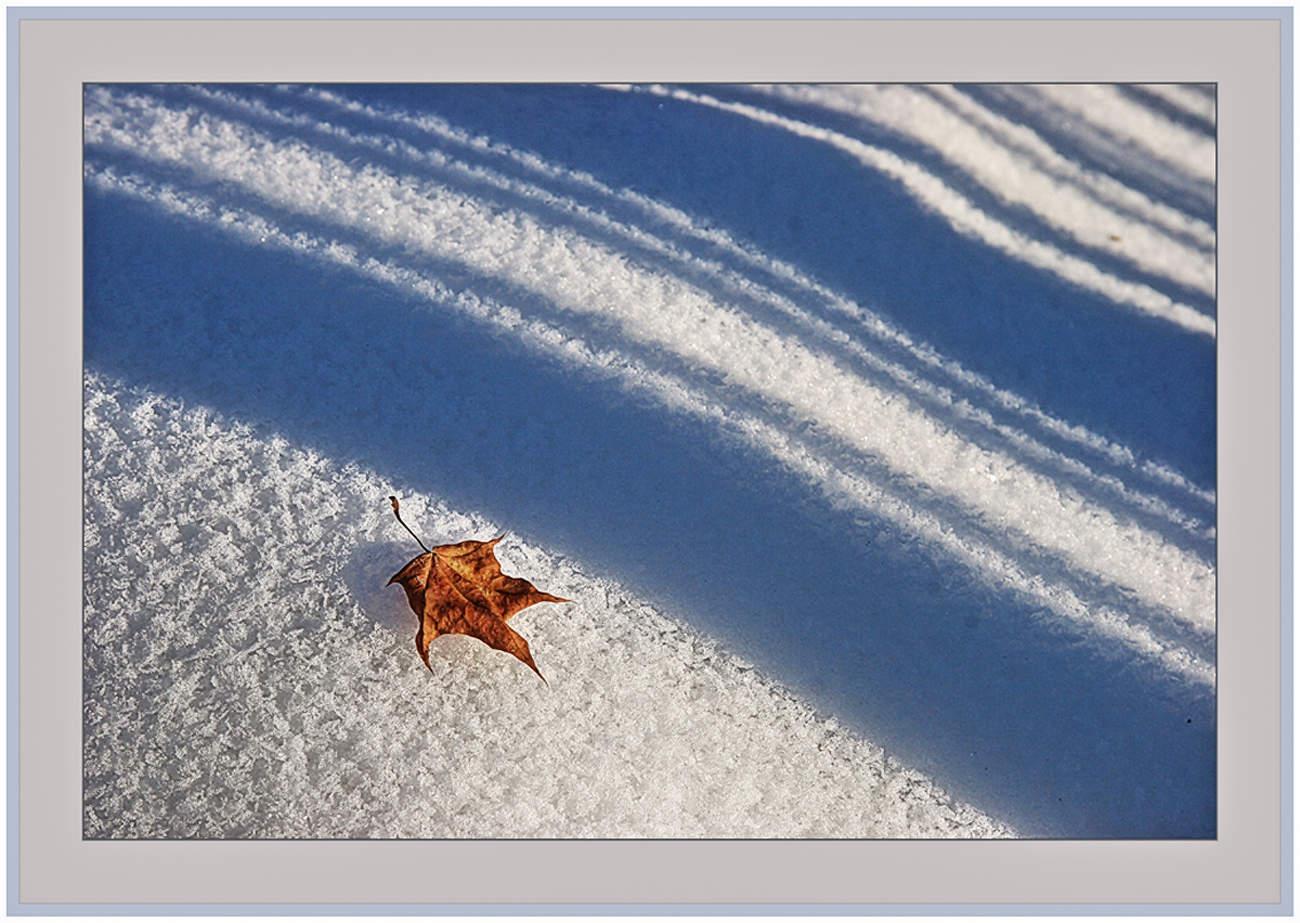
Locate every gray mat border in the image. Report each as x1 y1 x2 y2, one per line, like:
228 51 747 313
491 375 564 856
8 5 1292 915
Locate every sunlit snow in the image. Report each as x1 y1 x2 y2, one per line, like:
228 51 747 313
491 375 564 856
83 83 1216 839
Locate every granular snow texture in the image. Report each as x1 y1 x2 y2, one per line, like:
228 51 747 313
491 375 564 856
82 83 1216 838
83 373 1012 838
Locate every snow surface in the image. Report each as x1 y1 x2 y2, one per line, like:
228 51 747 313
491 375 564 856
83 84 1216 838
84 372 1009 838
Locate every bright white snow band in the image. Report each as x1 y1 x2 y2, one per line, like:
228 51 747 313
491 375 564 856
83 87 1217 640
222 83 1217 517
748 84 1215 295
1029 84 1216 185
84 162 1216 688
607 84 1216 338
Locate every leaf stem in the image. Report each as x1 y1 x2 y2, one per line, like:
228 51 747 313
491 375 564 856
388 496 429 553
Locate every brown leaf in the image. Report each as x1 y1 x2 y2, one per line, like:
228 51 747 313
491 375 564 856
386 498 566 682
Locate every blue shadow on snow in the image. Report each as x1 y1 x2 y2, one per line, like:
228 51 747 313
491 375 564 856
305 83 1216 492
85 182 1214 838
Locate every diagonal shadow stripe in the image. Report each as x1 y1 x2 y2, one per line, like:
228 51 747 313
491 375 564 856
960 85 1215 223
915 85 1215 254
239 82 1215 519
1117 85 1217 136
82 150 1217 662
84 184 1215 837
82 85 1218 630
122 86 1216 556
709 84 1218 319
274 82 1216 492
81 143 1218 665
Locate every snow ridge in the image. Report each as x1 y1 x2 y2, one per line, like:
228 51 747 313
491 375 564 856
748 84 1214 296
280 83 1216 518
84 162 1215 687
83 87 1217 642
607 84 1215 337
1030 84 1216 184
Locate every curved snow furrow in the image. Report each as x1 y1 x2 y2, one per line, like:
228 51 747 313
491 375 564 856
747 84 1214 298
173 84 1214 549
84 164 1215 688
978 85 1214 218
1135 84 1217 128
1031 84 1216 185
1121 86 1217 139
606 84 1215 338
83 369 1015 839
82 88 1218 638
928 85 1216 251
290 84 1215 513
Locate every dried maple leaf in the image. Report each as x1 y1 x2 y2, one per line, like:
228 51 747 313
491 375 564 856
386 497 566 682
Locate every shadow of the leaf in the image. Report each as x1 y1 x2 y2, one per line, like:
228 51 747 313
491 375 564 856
340 540 419 637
